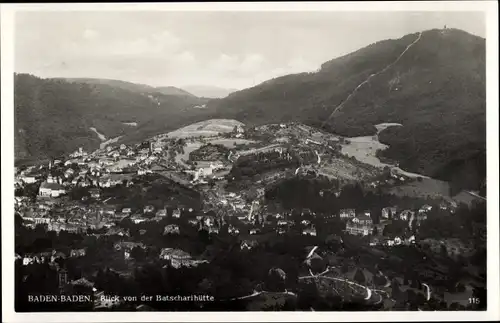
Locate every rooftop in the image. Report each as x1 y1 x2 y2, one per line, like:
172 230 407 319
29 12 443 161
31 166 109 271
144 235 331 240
40 181 64 190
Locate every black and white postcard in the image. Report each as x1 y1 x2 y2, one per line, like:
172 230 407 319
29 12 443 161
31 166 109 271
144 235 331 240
1 1 499 322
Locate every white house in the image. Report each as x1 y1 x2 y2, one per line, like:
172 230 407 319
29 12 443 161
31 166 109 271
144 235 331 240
172 208 181 218
164 224 180 235
339 209 356 219
381 206 398 219
20 174 38 184
302 226 317 236
39 182 66 198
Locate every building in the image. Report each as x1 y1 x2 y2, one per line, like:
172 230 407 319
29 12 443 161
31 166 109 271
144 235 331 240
302 226 317 236
352 215 373 225
39 181 66 198
249 228 260 235
228 225 239 235
163 224 180 235
156 209 167 217
143 205 155 214
114 242 145 260
399 210 414 221
159 248 204 269
89 188 101 199
339 209 356 220
301 219 311 226
346 215 373 236
172 208 181 218
240 240 258 250
419 204 433 213
247 200 261 221
70 248 86 258
381 206 398 219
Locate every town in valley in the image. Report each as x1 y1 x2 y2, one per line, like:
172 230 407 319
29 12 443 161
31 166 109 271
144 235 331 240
15 119 486 311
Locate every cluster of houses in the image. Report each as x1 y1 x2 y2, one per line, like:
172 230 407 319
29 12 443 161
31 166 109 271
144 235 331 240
334 202 458 245
17 247 87 266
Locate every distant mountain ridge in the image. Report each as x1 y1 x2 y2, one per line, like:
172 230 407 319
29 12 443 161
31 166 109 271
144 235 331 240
61 78 196 97
183 85 238 98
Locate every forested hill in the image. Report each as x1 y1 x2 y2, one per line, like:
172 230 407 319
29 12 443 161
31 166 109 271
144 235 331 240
208 28 486 190
60 78 196 97
14 74 210 164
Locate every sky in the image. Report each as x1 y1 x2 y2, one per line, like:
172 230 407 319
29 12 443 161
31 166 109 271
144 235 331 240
15 10 485 90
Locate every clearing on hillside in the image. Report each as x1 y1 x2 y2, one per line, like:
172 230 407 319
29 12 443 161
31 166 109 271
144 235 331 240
167 119 244 139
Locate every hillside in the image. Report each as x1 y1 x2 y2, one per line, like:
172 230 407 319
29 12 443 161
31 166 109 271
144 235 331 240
14 74 210 164
62 78 195 97
208 28 486 190
183 85 237 98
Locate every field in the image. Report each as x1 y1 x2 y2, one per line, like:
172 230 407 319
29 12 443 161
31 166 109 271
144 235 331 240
388 178 451 199
340 123 428 179
167 119 244 139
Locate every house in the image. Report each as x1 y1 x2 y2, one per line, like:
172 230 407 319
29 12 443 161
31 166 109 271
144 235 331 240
339 209 356 220
64 168 75 178
352 215 373 225
188 219 198 226
249 228 261 235
419 204 433 213
240 240 258 250
399 210 414 221
50 251 67 263
236 125 245 134
208 227 219 234
277 220 291 226
89 188 101 199
106 227 130 237
417 213 428 222
101 206 116 216
163 224 180 235
159 248 201 269
137 168 152 175
384 236 402 246
39 181 67 198
228 225 239 235
302 226 317 236
301 219 311 226
22 255 36 266
156 209 167 217
381 206 398 219
131 215 147 224
143 205 155 214
172 208 181 218
70 248 86 258
114 242 145 260
369 237 381 246
346 217 373 236
121 208 132 215
20 174 38 184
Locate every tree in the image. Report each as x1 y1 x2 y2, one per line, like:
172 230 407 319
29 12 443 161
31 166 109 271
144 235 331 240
440 244 448 257
456 282 466 293
130 246 145 261
353 269 366 284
